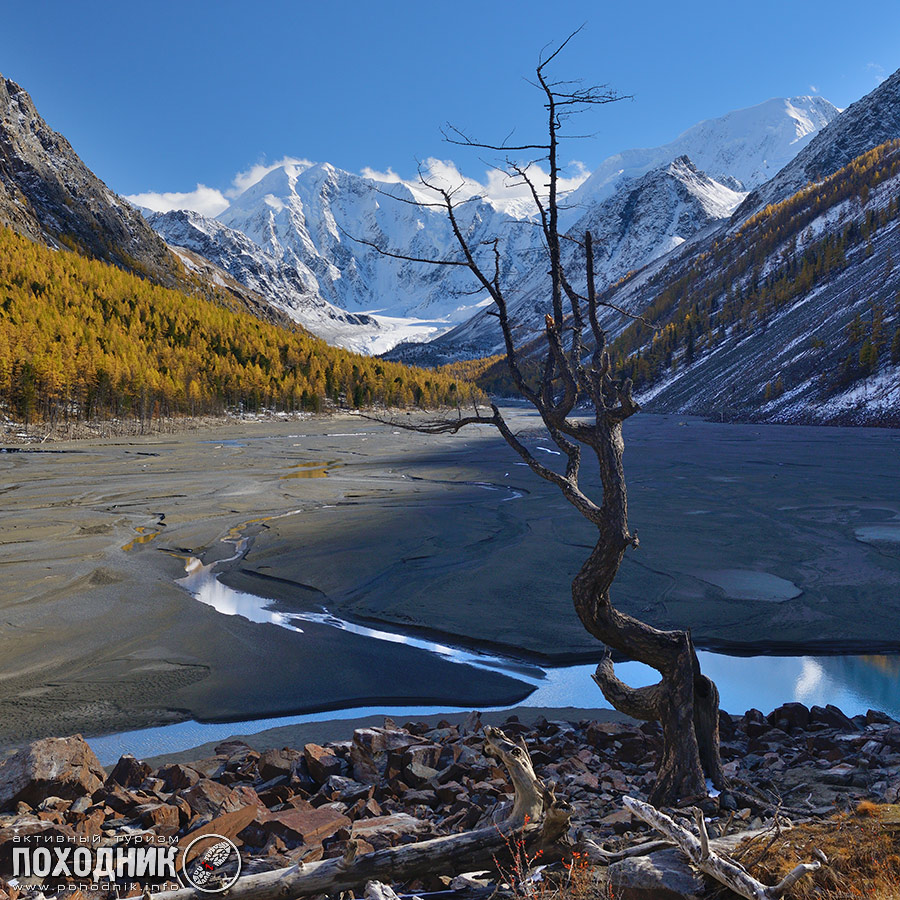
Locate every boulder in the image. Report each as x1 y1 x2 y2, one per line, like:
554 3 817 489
181 779 250 819
810 704 860 732
262 807 351 846
304 743 343 784
258 748 303 781
766 702 810 732
608 848 706 900
105 754 151 789
0 736 105 809
156 763 202 792
350 813 429 842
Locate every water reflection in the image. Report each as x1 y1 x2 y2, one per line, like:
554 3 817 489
109 553 900 769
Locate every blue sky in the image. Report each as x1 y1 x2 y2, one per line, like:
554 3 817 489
2 0 898 213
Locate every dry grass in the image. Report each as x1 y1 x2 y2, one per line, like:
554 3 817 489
735 803 900 899
493 824 600 899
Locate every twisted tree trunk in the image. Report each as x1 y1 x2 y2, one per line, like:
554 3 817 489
355 38 727 807
573 421 725 805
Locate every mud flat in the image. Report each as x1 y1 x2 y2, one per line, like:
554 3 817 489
1 409 898 749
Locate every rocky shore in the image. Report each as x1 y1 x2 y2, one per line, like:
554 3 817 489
1 701 897 899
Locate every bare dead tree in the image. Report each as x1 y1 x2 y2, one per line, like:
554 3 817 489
357 31 725 806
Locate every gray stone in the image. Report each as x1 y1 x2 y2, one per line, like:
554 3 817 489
608 848 706 900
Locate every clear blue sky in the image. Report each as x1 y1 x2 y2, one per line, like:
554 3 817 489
2 0 898 203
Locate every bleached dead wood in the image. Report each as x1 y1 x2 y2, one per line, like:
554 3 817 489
622 796 821 900
150 727 570 900
583 837 675 862
364 882 408 900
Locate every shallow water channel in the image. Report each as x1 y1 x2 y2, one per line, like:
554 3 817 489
88 552 900 765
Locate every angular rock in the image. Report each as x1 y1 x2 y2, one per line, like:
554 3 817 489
136 802 180 830
304 743 343 784
156 763 202 792
182 779 249 819
263 807 351 846
810 704 860 732
0 736 105 809
258 748 303 782
105 754 151 789
767 702 810 732
608 847 706 900
350 812 429 842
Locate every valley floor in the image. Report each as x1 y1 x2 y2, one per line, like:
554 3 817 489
1 409 898 751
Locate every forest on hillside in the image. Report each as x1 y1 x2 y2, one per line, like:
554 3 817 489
0 226 483 424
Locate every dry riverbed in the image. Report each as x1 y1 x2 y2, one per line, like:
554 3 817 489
1 409 898 750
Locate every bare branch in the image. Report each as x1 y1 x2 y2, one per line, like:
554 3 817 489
355 410 498 434
441 122 550 152
623 797 821 900
338 226 469 267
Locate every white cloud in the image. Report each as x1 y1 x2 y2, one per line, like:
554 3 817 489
126 155 592 222
809 84 819 94
124 184 229 217
227 156 316 197
362 157 590 218
124 156 316 218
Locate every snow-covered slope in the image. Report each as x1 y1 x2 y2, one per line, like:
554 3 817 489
564 96 839 220
217 161 535 318
623 140 900 426
736 71 900 218
391 157 746 363
147 209 402 353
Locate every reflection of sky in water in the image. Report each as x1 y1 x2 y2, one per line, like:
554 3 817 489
91 555 900 766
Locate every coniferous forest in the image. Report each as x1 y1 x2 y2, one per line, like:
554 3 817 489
0 225 483 424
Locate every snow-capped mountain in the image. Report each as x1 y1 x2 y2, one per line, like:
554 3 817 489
390 157 747 363
142 94 838 357
562 96 839 220
218 161 535 313
146 208 396 353
737 70 900 218
157 160 536 352
387 98 839 361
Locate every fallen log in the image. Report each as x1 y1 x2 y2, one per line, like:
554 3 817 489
150 726 570 900
622 796 821 900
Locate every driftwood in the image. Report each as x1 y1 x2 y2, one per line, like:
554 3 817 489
364 882 409 900
623 796 821 900
150 727 570 900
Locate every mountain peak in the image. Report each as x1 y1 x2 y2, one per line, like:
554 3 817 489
564 94 840 222
736 66 900 219
0 73 177 283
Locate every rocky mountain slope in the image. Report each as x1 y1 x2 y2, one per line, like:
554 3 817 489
148 209 381 352
388 157 747 364
607 139 900 425
0 75 177 284
562 95 838 216
738 67 900 218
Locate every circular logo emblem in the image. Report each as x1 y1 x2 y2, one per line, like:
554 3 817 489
179 833 242 893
